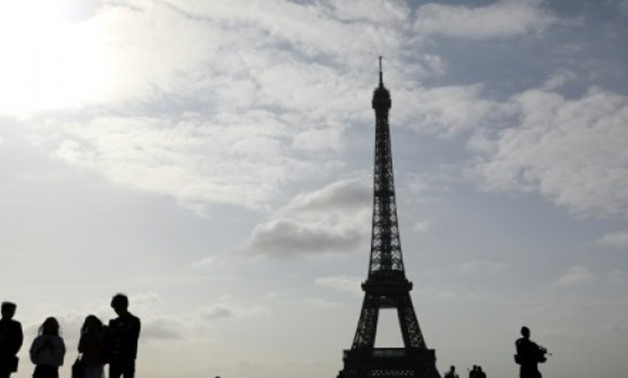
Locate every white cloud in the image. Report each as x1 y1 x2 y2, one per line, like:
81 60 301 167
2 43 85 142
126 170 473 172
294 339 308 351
0 0 414 119
142 316 187 341
414 0 556 40
238 179 371 258
555 266 594 286
51 113 319 210
598 231 628 249
1 0 471 216
315 275 363 297
243 217 364 258
327 0 411 24
280 179 371 215
394 84 511 135
542 70 578 91
3 0 445 215
471 87 628 217
199 301 270 321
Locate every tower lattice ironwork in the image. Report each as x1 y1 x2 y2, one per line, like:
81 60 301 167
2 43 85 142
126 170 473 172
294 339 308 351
338 59 440 378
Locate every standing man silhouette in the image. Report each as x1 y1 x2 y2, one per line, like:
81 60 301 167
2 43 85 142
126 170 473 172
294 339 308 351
106 294 141 378
515 326 547 378
0 302 23 378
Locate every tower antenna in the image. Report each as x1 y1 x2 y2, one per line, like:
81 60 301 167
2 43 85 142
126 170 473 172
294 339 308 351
378 56 383 86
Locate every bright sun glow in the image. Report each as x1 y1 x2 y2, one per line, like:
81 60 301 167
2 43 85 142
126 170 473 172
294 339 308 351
0 0 111 117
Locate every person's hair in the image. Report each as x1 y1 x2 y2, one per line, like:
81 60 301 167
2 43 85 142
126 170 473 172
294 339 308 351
81 315 104 334
39 317 61 336
111 293 129 309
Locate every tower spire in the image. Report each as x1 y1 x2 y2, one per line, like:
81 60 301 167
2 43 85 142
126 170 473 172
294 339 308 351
379 56 383 87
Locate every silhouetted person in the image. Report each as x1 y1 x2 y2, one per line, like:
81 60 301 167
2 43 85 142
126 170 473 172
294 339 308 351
0 302 23 378
79 315 106 378
469 365 478 378
105 294 140 378
29 317 66 378
515 326 547 378
444 365 459 378
476 366 486 378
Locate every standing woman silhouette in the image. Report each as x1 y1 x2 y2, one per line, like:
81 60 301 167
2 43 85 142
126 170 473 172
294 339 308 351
79 315 106 378
29 317 66 378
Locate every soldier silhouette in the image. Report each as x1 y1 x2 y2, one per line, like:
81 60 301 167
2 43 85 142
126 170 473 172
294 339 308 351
0 302 23 378
515 326 548 378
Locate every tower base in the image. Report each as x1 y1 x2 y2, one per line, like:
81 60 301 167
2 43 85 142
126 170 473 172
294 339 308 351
339 348 440 378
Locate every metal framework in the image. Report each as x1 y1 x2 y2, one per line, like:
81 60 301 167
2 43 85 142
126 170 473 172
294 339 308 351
338 59 440 378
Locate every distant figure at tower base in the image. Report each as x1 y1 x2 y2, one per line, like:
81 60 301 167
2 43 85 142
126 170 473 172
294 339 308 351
444 365 459 378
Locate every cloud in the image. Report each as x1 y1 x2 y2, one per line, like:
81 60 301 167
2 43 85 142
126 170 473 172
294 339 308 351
51 113 318 210
244 218 364 258
315 275 363 297
470 87 628 217
280 178 371 215
414 0 557 40
555 266 594 286
4 0 445 215
2 0 481 216
542 70 578 91
239 179 371 258
141 316 187 341
199 301 270 321
453 260 509 276
598 231 628 249
394 84 511 135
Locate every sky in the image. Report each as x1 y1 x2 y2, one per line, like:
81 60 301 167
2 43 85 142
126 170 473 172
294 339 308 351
0 0 627 377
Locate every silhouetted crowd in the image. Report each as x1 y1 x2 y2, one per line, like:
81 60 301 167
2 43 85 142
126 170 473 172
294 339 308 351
0 293 141 378
443 364 486 378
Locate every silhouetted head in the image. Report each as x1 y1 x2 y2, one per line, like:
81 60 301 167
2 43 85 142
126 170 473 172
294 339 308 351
1 302 16 320
81 314 104 334
449 365 455 371
39 317 60 336
521 326 530 338
111 293 129 315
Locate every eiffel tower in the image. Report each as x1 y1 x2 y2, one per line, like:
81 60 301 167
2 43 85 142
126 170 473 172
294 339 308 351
338 59 440 378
